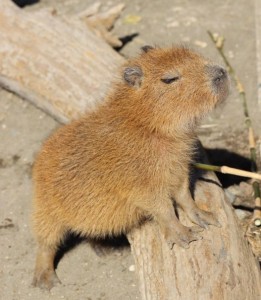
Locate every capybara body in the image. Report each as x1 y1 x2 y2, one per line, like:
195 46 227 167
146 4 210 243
32 46 229 289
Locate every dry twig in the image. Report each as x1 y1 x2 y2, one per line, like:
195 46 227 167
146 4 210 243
194 163 261 181
207 31 261 228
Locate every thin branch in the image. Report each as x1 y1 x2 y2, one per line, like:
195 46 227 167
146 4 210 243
207 30 261 226
194 163 261 180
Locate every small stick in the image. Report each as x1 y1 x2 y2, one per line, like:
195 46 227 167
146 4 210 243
194 163 261 181
207 31 257 165
207 30 261 226
252 181 261 227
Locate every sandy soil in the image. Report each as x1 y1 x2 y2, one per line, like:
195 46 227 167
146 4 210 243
0 0 260 299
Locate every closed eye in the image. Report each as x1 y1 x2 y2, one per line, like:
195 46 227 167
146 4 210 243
161 76 180 84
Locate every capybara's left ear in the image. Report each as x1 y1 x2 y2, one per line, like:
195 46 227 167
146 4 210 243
141 45 154 53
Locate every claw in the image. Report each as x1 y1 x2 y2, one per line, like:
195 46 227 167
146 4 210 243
187 208 221 229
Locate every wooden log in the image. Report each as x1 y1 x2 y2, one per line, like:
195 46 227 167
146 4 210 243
0 0 124 123
127 164 261 299
0 1 260 299
78 3 126 47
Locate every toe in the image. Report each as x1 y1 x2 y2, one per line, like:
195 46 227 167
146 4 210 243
189 225 204 233
188 209 221 228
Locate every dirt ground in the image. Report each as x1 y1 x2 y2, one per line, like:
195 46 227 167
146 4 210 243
0 0 260 299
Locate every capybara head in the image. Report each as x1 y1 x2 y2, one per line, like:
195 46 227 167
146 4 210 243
120 46 229 133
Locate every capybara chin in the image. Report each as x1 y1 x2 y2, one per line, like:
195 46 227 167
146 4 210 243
32 45 229 290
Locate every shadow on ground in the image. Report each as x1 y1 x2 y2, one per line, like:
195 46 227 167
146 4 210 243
54 232 130 270
12 0 40 7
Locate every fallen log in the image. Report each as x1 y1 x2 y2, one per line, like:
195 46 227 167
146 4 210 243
0 1 260 299
0 0 124 123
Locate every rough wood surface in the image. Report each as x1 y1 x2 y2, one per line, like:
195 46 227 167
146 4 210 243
78 3 126 47
0 1 260 299
128 168 261 299
0 0 124 123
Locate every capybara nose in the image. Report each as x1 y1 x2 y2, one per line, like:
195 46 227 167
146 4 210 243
213 67 227 83
207 65 228 85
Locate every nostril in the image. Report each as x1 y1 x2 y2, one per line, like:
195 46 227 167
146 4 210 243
214 67 226 80
215 68 227 81
207 66 227 84
205 65 229 97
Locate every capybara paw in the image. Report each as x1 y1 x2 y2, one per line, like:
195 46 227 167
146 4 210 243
187 208 221 229
32 270 61 290
165 225 203 249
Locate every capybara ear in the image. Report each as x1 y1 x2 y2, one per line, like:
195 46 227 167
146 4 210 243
141 45 154 53
123 66 143 88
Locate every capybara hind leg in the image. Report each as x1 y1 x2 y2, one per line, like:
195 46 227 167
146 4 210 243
32 244 60 290
32 218 66 290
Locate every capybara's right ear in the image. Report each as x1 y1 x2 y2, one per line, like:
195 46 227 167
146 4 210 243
141 45 154 53
123 66 143 88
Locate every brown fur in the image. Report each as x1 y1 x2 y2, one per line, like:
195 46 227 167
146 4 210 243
32 46 229 289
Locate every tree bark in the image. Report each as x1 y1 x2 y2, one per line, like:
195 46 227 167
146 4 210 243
0 1 260 299
0 0 124 123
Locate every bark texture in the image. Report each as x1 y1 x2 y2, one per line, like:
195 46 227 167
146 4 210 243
0 0 124 123
0 1 260 299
